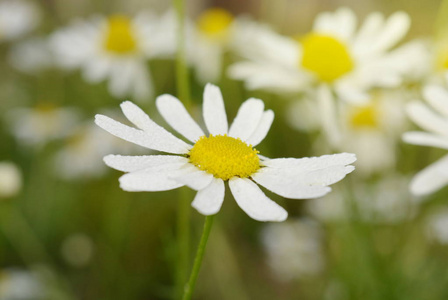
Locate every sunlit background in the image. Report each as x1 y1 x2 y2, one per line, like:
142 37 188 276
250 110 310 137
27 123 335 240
1 0 448 299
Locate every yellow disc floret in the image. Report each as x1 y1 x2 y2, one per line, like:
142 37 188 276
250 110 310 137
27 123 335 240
189 134 260 180
349 103 379 129
104 15 137 54
197 8 233 40
300 33 354 82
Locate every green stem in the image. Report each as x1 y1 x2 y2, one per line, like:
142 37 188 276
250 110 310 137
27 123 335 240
172 0 192 298
176 189 191 299
182 215 214 300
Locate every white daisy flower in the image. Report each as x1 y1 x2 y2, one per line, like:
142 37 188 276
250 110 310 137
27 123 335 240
95 84 356 222
331 91 407 175
192 7 236 83
0 162 22 198
261 218 324 280
7 103 80 147
50 11 176 101
0 0 40 42
229 7 416 145
289 91 407 175
403 84 448 196
230 7 412 100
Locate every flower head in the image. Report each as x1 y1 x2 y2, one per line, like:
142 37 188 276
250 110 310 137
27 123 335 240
50 11 176 100
95 84 356 222
230 7 414 102
229 8 420 147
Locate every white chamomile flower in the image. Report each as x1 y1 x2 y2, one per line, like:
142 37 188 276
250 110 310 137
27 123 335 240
229 7 415 145
333 91 407 175
50 11 176 101
289 91 407 175
192 7 236 83
261 218 324 280
403 84 448 196
95 84 356 222
0 162 22 198
0 0 40 42
7 103 80 147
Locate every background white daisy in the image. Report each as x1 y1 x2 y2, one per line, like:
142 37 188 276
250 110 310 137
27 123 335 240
50 11 176 101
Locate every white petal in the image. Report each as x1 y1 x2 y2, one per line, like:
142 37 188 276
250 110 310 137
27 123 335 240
228 98 264 141
119 163 194 191
95 115 184 153
334 7 357 40
246 110 274 147
194 42 223 83
83 57 111 82
119 101 192 152
203 83 228 135
229 178 287 222
407 101 448 136
172 169 214 191
103 154 188 172
424 85 448 118
370 12 410 53
317 85 341 147
228 62 309 93
264 153 357 170
131 63 153 101
252 168 332 199
410 155 448 196
334 83 370 105
156 94 205 143
108 60 135 98
402 131 448 150
191 178 225 215
352 12 384 55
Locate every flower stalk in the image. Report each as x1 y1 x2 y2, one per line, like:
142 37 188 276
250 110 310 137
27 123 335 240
182 215 215 300
173 0 192 298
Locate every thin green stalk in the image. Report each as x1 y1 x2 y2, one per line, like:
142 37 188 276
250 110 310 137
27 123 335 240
176 188 191 299
182 215 215 300
172 0 192 298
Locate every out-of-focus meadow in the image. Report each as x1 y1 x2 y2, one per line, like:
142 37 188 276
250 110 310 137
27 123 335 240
1 0 448 299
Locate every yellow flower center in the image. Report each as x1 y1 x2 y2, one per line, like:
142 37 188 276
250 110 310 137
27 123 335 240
189 134 260 180
349 103 379 129
103 15 137 54
197 8 233 40
300 33 354 82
